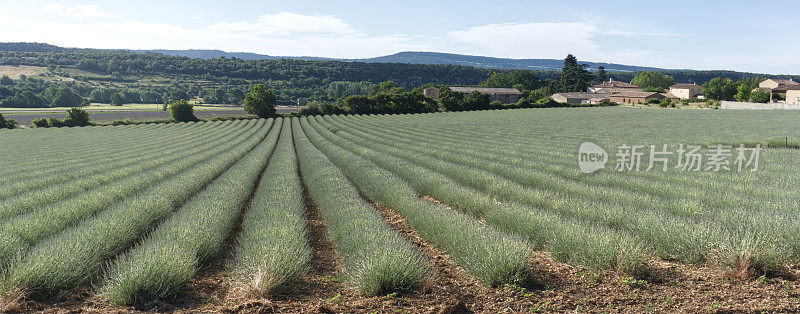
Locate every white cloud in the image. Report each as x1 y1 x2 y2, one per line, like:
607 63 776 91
447 22 601 59
0 13 426 58
601 29 688 37
209 12 356 37
43 4 118 19
43 3 64 11
64 5 118 18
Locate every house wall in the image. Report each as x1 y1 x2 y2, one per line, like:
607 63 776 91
610 95 663 104
423 87 441 100
610 96 646 104
489 93 520 104
669 87 701 99
787 90 800 104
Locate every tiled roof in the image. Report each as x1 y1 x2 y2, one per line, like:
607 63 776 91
671 83 700 89
769 79 799 85
591 80 639 89
661 93 680 99
447 87 521 94
553 92 607 99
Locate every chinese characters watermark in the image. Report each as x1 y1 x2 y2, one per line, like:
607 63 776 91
579 142 762 174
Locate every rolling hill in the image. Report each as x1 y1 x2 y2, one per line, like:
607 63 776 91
144 50 670 72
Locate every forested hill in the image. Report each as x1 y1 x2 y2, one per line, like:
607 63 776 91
0 42 796 108
355 52 670 72
144 49 669 72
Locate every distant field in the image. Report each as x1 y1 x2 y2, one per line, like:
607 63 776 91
3 108 800 312
0 65 47 78
1 105 303 125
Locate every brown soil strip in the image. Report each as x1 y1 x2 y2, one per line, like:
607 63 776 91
421 195 489 226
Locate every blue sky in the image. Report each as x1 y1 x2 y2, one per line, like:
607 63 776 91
2 0 799 74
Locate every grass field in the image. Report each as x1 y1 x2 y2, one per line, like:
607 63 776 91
2 107 800 312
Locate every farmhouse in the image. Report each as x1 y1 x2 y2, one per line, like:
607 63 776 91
424 86 522 104
552 92 609 104
587 79 641 93
609 91 665 104
758 78 800 102
669 83 702 99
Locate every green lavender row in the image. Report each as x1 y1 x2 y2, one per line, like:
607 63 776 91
300 117 532 285
100 118 282 306
227 119 312 295
293 118 426 295
1 119 272 296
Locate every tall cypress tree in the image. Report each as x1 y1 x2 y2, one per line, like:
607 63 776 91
597 66 608 83
558 54 593 92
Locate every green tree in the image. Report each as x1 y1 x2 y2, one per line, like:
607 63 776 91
0 113 17 129
212 88 228 104
749 89 770 103
630 72 675 92
228 89 246 105
169 99 196 122
64 107 91 126
140 91 162 104
110 92 125 106
481 70 540 91
702 77 738 101
558 54 593 92
369 81 406 96
597 66 608 83
170 88 189 102
343 95 376 113
243 84 277 118
0 75 13 86
51 87 84 107
734 84 751 102
439 89 464 112
462 91 491 111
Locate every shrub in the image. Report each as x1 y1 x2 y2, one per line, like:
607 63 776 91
169 100 196 122
489 101 504 109
32 117 50 128
597 100 619 107
749 89 770 103
0 114 17 129
439 89 464 112
298 101 344 116
536 97 558 107
64 107 91 126
48 117 66 127
647 98 661 104
243 84 277 118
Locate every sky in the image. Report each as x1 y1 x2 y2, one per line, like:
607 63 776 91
2 0 799 74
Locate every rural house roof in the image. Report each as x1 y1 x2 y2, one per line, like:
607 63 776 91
447 87 521 94
553 92 607 99
768 79 799 85
671 83 701 89
661 93 680 99
591 80 639 89
610 91 662 98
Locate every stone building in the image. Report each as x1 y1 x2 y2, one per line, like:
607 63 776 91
425 87 522 104
609 91 665 104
